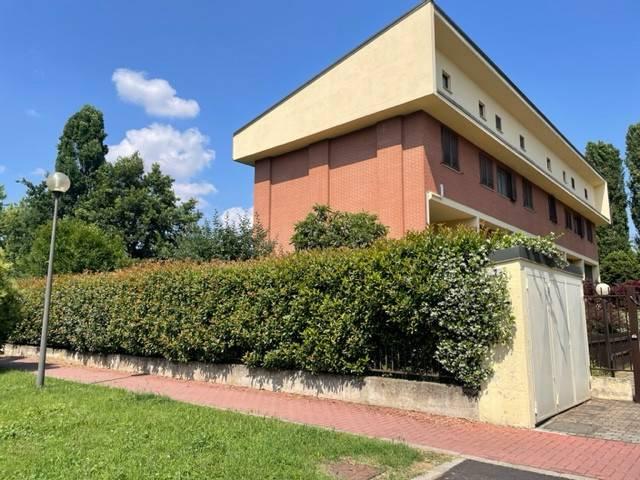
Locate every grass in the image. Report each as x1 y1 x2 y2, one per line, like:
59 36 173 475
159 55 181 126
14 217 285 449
0 370 448 479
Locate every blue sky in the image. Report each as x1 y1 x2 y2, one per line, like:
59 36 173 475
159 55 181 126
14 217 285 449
0 0 638 222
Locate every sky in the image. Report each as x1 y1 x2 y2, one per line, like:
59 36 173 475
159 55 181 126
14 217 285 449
0 0 639 223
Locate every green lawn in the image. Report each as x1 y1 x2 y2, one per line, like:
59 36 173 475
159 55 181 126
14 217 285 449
0 370 446 479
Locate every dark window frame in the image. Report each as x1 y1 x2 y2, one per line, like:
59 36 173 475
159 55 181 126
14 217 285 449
565 207 573 230
441 125 459 171
584 188 589 200
442 70 451 92
496 165 517 201
523 178 534 209
546 157 552 172
479 153 494 189
495 114 503 132
574 213 584 237
586 221 593 242
478 101 486 119
519 135 526 151
548 195 558 223
571 177 576 189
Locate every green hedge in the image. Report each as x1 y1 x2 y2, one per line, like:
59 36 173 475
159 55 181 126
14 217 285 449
11 228 514 391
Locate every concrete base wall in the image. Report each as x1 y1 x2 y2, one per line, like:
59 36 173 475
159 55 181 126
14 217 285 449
3 344 479 420
591 375 634 402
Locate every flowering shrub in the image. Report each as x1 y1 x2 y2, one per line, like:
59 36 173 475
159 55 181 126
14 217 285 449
11 227 518 392
488 231 568 268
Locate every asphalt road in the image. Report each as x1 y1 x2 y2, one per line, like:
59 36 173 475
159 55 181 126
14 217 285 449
436 460 570 479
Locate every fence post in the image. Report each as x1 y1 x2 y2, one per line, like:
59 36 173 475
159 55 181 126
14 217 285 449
626 286 640 403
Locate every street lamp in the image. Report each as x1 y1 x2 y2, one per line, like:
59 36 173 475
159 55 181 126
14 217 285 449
595 282 611 296
36 172 71 388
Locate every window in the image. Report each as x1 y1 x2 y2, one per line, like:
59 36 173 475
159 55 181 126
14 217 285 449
565 207 573 230
584 188 589 200
546 157 552 172
442 71 451 91
497 166 516 201
585 264 594 282
495 115 503 132
441 126 459 170
478 101 486 119
571 177 576 189
563 171 567 183
479 153 494 188
519 135 526 151
574 213 584 238
548 195 558 223
586 221 593 242
523 179 533 209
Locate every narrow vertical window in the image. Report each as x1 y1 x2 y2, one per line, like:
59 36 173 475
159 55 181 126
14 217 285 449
442 71 451 92
563 171 567 183
571 177 576 189
565 207 573 230
548 195 557 223
546 157 552 172
584 188 589 200
479 153 494 188
523 179 534 209
497 166 516 201
495 115 503 132
574 213 584 237
441 126 459 171
519 135 526 151
586 221 593 242
478 101 486 119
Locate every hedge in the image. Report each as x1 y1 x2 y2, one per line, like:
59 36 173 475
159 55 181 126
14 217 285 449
10 228 515 392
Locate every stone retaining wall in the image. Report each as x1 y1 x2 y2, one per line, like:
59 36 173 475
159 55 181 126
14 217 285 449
3 344 479 420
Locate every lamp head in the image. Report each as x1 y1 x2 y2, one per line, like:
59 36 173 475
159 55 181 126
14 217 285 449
46 172 71 194
595 282 611 296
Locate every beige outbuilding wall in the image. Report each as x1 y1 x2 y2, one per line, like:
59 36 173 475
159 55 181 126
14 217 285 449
478 260 536 427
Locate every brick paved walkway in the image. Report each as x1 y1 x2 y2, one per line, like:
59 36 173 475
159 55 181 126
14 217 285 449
541 399 640 444
3 356 640 480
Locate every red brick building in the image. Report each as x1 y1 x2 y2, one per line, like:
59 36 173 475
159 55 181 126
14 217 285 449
233 1 610 279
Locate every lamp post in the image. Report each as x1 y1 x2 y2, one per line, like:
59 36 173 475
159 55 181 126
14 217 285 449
36 172 71 388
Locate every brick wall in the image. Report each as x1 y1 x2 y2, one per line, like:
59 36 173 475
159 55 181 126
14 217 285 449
253 111 598 261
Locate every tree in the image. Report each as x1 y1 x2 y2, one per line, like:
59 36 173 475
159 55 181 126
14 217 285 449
599 249 640 285
585 142 631 257
75 154 200 258
21 218 128 276
55 104 109 210
291 204 388 251
625 122 640 246
0 180 53 268
169 213 275 261
0 248 22 346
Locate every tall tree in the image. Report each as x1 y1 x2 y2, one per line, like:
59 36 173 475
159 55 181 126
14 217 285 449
585 141 631 257
75 153 201 258
55 104 108 209
625 122 640 246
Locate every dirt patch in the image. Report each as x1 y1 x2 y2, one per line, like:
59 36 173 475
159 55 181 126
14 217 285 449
324 460 383 480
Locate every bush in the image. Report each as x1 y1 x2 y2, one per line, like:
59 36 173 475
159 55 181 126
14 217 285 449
0 249 22 346
167 213 275 261
291 205 388 251
20 218 129 276
600 249 640 284
10 227 515 392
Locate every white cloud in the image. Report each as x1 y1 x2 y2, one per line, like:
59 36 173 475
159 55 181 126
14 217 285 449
31 167 47 177
174 181 218 206
106 123 214 180
25 108 41 118
112 68 200 118
220 207 254 228
0 165 6 174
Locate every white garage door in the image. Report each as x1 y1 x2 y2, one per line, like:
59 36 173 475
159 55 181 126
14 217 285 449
525 266 590 423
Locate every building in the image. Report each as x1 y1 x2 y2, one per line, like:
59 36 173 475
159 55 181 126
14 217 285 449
232 0 610 279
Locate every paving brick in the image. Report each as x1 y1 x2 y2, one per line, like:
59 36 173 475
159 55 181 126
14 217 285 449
2 356 640 480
